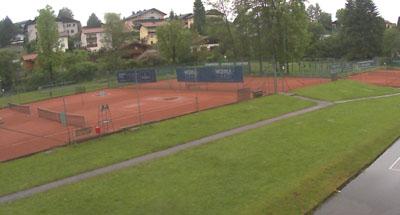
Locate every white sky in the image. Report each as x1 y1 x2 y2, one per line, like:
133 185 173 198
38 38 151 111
0 0 398 25
308 0 399 23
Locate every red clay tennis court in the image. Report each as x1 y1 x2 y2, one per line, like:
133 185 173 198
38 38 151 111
0 76 329 162
349 69 400 87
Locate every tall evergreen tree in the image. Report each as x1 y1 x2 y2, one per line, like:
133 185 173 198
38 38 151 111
87 13 102 27
57 7 74 19
169 10 176 20
193 0 206 34
0 17 17 48
397 16 400 28
340 0 385 60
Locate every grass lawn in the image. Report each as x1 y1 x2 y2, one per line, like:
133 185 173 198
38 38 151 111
294 80 400 101
0 95 314 196
0 80 114 108
2 94 400 214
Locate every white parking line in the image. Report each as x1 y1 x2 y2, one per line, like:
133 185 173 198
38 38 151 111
389 157 400 171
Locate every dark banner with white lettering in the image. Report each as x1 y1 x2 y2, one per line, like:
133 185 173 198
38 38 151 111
117 69 157 83
176 66 244 83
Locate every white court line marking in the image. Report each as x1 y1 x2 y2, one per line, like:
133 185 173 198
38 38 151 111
389 156 400 171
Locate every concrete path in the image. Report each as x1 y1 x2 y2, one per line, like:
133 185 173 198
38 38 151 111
334 92 400 104
2 93 400 204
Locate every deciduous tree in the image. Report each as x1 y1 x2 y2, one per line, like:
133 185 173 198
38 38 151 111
36 5 60 82
103 13 128 49
157 20 192 63
0 50 18 91
383 28 400 59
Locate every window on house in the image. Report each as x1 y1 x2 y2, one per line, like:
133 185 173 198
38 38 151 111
86 33 98 48
71 30 74 34
73 24 75 27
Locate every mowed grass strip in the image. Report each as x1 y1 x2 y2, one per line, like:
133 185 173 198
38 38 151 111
0 80 111 108
295 80 400 101
2 96 400 214
0 95 314 196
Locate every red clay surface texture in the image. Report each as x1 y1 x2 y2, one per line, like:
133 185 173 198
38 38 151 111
0 76 328 162
350 70 400 87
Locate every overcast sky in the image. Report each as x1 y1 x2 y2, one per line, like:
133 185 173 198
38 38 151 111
0 0 398 25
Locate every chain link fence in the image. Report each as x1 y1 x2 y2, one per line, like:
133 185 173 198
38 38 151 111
0 58 388 161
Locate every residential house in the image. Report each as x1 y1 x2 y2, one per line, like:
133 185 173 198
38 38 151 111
385 20 396 29
124 8 166 31
177 13 194 29
10 20 30 46
206 9 224 19
120 42 150 59
25 17 81 51
81 26 110 52
139 21 164 45
192 36 220 52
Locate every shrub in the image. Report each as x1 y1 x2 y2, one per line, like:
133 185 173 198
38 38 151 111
67 61 98 82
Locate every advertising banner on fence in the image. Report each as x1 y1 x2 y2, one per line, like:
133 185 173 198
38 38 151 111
176 65 244 83
356 60 376 70
117 69 157 83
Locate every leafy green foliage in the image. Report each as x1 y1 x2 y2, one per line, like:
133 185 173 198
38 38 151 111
0 50 19 91
24 40 37 54
383 28 400 59
233 0 310 65
36 5 60 82
157 20 192 63
103 13 128 50
66 61 98 82
205 15 234 58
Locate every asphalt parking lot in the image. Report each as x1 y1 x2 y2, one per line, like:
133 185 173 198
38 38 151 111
315 138 400 215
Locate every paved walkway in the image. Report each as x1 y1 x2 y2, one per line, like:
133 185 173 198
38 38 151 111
334 92 400 104
2 93 400 203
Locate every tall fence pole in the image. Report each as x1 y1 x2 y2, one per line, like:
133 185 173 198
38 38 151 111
195 66 199 112
273 60 278 94
62 96 72 144
135 72 143 125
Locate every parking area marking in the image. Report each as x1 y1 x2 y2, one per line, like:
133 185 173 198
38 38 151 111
389 156 400 172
